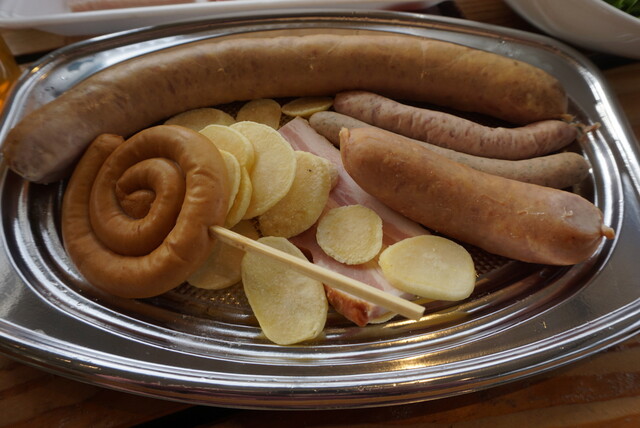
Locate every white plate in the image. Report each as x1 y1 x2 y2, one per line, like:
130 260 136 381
0 0 438 35
505 0 640 59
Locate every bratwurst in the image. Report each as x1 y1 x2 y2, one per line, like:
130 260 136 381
333 90 581 160
340 127 614 265
3 34 567 184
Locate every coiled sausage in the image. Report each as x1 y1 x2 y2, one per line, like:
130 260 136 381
61 125 229 298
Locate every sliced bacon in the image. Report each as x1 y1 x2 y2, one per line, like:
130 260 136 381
279 117 427 326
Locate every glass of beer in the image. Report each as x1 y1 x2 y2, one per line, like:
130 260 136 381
0 36 19 112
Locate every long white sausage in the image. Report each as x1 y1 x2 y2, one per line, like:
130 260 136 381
3 34 567 183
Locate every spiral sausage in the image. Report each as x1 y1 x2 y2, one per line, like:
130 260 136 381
61 125 229 298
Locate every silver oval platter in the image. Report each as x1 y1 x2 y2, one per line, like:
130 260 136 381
0 11 639 409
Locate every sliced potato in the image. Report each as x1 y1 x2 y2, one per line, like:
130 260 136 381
378 235 476 301
281 97 334 118
225 166 252 228
236 99 282 129
200 124 255 171
164 107 235 130
219 149 241 214
230 121 296 219
241 236 328 345
316 205 383 265
259 151 332 238
188 220 260 290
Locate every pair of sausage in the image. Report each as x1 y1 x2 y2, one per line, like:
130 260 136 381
3 34 568 184
61 125 229 298
309 111 591 189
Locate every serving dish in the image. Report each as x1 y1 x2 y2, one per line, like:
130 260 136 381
504 0 640 59
0 11 639 409
0 0 438 35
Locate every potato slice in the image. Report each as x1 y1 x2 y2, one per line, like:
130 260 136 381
225 166 252 228
188 220 260 290
316 205 383 265
230 121 296 219
164 107 235 130
281 97 333 118
219 149 241 214
259 151 332 238
200 124 255 171
241 236 328 345
378 235 476 301
236 99 282 129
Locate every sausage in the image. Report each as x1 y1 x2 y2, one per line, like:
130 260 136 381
61 125 229 298
340 127 615 266
333 91 581 160
3 34 568 184
309 111 590 189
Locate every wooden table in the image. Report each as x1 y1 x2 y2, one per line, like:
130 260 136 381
1 1 639 426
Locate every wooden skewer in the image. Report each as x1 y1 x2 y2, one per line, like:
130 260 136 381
210 225 425 321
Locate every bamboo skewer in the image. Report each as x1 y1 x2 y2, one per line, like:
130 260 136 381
210 225 425 321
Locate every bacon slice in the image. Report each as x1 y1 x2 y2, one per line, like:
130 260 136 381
279 117 427 326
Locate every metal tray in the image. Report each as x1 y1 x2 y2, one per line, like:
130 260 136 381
0 11 639 410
